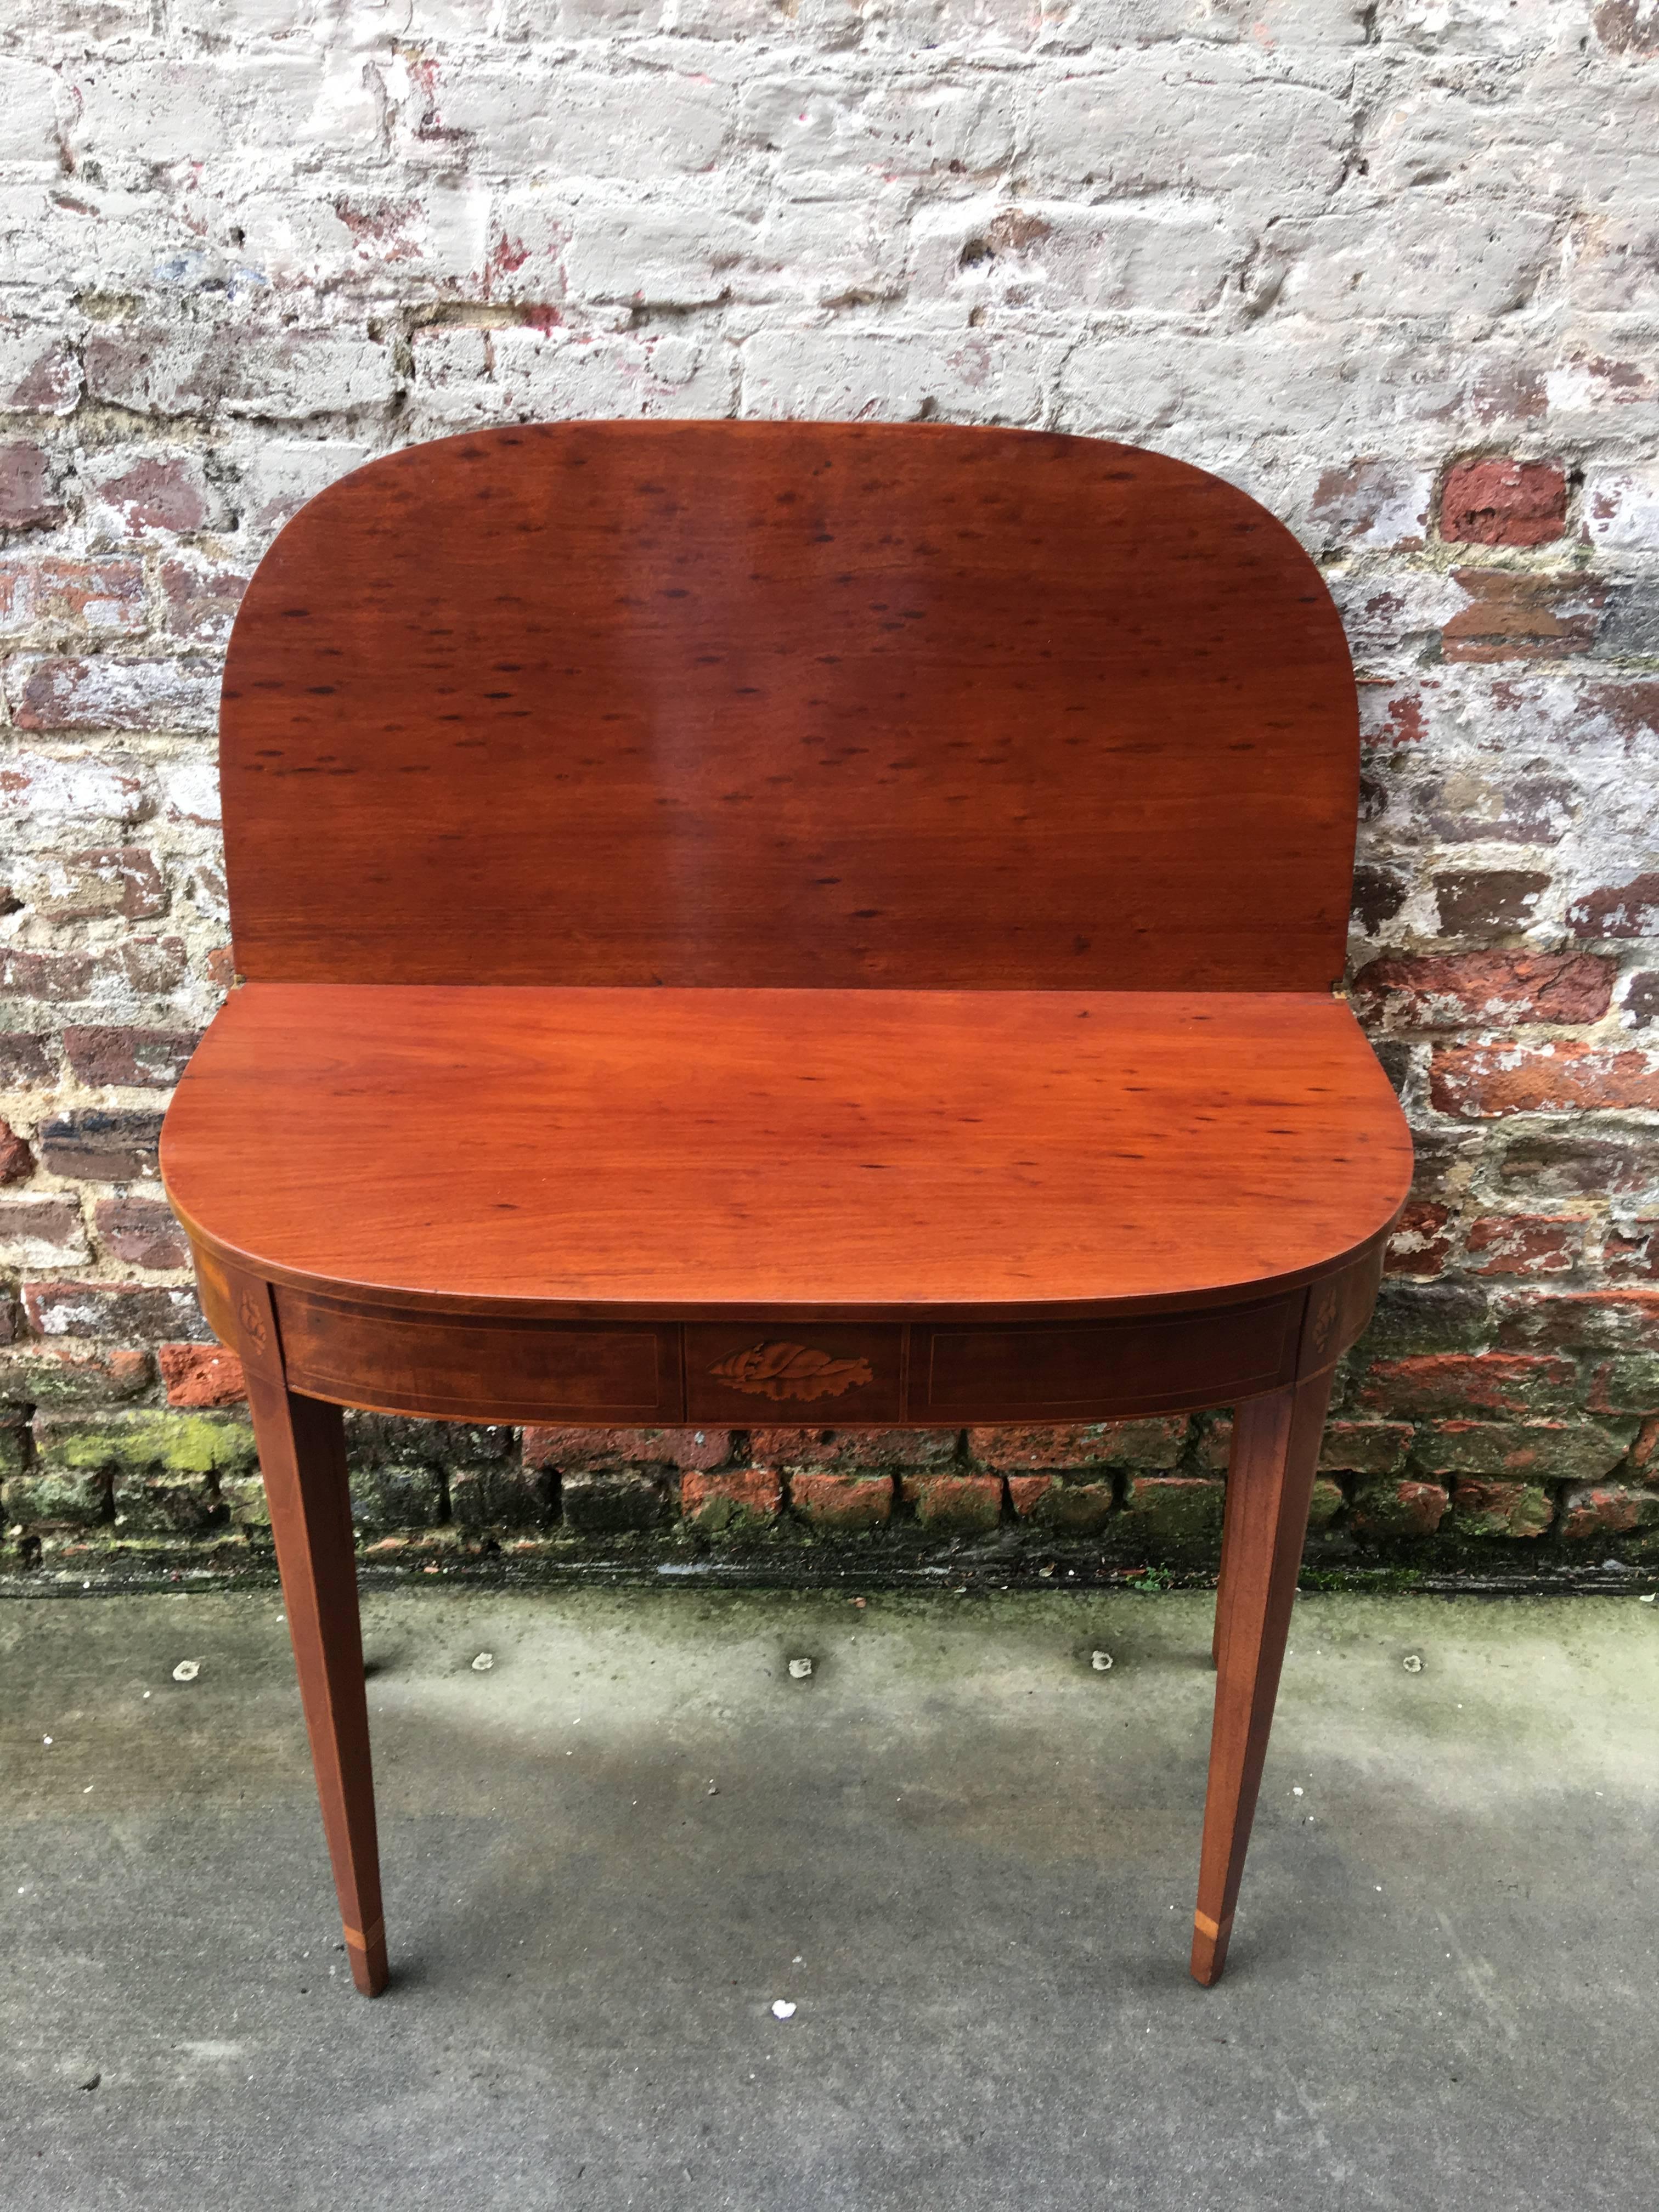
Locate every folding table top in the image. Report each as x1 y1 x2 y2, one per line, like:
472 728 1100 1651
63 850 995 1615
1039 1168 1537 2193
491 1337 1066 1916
161 983 1410 1322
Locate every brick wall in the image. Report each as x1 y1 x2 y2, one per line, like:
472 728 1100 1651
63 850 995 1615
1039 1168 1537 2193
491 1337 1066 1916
2 1 1657 1578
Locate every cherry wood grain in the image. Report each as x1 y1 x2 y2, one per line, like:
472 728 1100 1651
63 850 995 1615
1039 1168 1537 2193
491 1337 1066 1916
161 983 1410 1323
160 420 1416 1996
229 1269 387 1997
1192 1369 1335 1987
219 421 1358 995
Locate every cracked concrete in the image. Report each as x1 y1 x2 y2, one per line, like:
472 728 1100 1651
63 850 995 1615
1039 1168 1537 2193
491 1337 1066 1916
2 1586 1656 2210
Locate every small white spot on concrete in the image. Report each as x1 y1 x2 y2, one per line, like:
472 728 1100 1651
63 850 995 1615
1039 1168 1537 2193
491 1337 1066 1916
471 1651 494 1672
1403 1654 1424 1673
1091 1650 1113 1671
787 1657 813 1679
771 1999 796 2021
172 1659 201 1682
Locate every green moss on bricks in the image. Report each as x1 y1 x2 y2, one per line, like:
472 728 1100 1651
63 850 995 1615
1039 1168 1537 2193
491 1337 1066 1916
449 1463 552 1530
217 1472 271 1533
1305 1476 1346 1530
2 1466 110 1527
1449 1479 1555 1539
112 1469 224 1536
1119 1477 1224 1554
348 1462 444 1534
33 1410 257 1476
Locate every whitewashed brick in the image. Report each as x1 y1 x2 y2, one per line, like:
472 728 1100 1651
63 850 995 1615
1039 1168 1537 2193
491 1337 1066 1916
563 196 748 307
7 657 220 735
227 438 379 543
0 58 65 170
426 67 729 176
0 751 150 829
407 324 733 431
0 317 81 414
1570 209 1659 312
161 756 223 827
740 325 1047 426
724 184 909 308
740 77 1017 177
911 198 1248 315
1584 465 1659 554
1020 55 1351 211
83 325 390 422
1274 196 1558 322
69 56 352 173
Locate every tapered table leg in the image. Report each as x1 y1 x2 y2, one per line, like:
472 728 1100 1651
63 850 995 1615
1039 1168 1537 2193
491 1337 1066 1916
1211 1432 1244 1670
1190 1369 1334 1987
233 1275 388 1997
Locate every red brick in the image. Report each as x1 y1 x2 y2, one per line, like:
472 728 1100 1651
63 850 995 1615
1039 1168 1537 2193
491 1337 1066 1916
749 1426 956 1470
0 1198 84 1255
1415 1418 1629 1480
1463 1215 1583 1276
681 1466 781 1528
1351 950 1615 1029
0 1344 150 1407
95 1197 190 1269
1442 571 1604 661
1358 1353 1577 1417
1120 1476 1224 1544
1496 1291 1659 1353
21 1279 207 1341
205 945 236 989
1350 1477 1449 1537
1594 2 1659 55
1385 1200 1454 1277
0 442 60 529
1439 458 1568 547
1309 459 1429 548
1430 1041 1659 1118
1632 1417 1658 1475
159 1342 248 1408
521 1424 730 1472
160 557 251 644
1624 972 1659 1029
38 1110 162 1181
0 556 146 634
1449 1478 1555 1537
790 1471 893 1530
1 946 99 998
1566 873 1659 939
1432 870 1550 935
1604 1221 1658 1280
0 1035 55 1088
10 656 219 733
1006 1473 1116 1532
1494 1132 1658 1199
84 455 210 540
1317 1421 1416 1474
0 1119 32 1185
1559 1485 1659 1541
64 1027 200 1089
968 1417 1186 1470
900 1471 1002 1531
32 846 167 923
1587 1361 1659 1415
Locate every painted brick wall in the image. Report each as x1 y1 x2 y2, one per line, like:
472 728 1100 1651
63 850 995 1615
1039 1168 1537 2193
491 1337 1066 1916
2 1 1657 1577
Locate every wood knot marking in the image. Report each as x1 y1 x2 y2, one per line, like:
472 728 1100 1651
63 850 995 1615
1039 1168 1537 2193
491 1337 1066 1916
237 1291 269 1352
708 1341 874 1403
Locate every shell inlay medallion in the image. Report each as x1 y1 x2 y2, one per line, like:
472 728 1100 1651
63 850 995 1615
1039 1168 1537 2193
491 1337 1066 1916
708 1341 876 1403
237 1291 269 1352
1308 1281 1342 1358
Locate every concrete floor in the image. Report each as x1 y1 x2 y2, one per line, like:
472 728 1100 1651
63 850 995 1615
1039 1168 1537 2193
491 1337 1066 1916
1 1585 1655 2211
